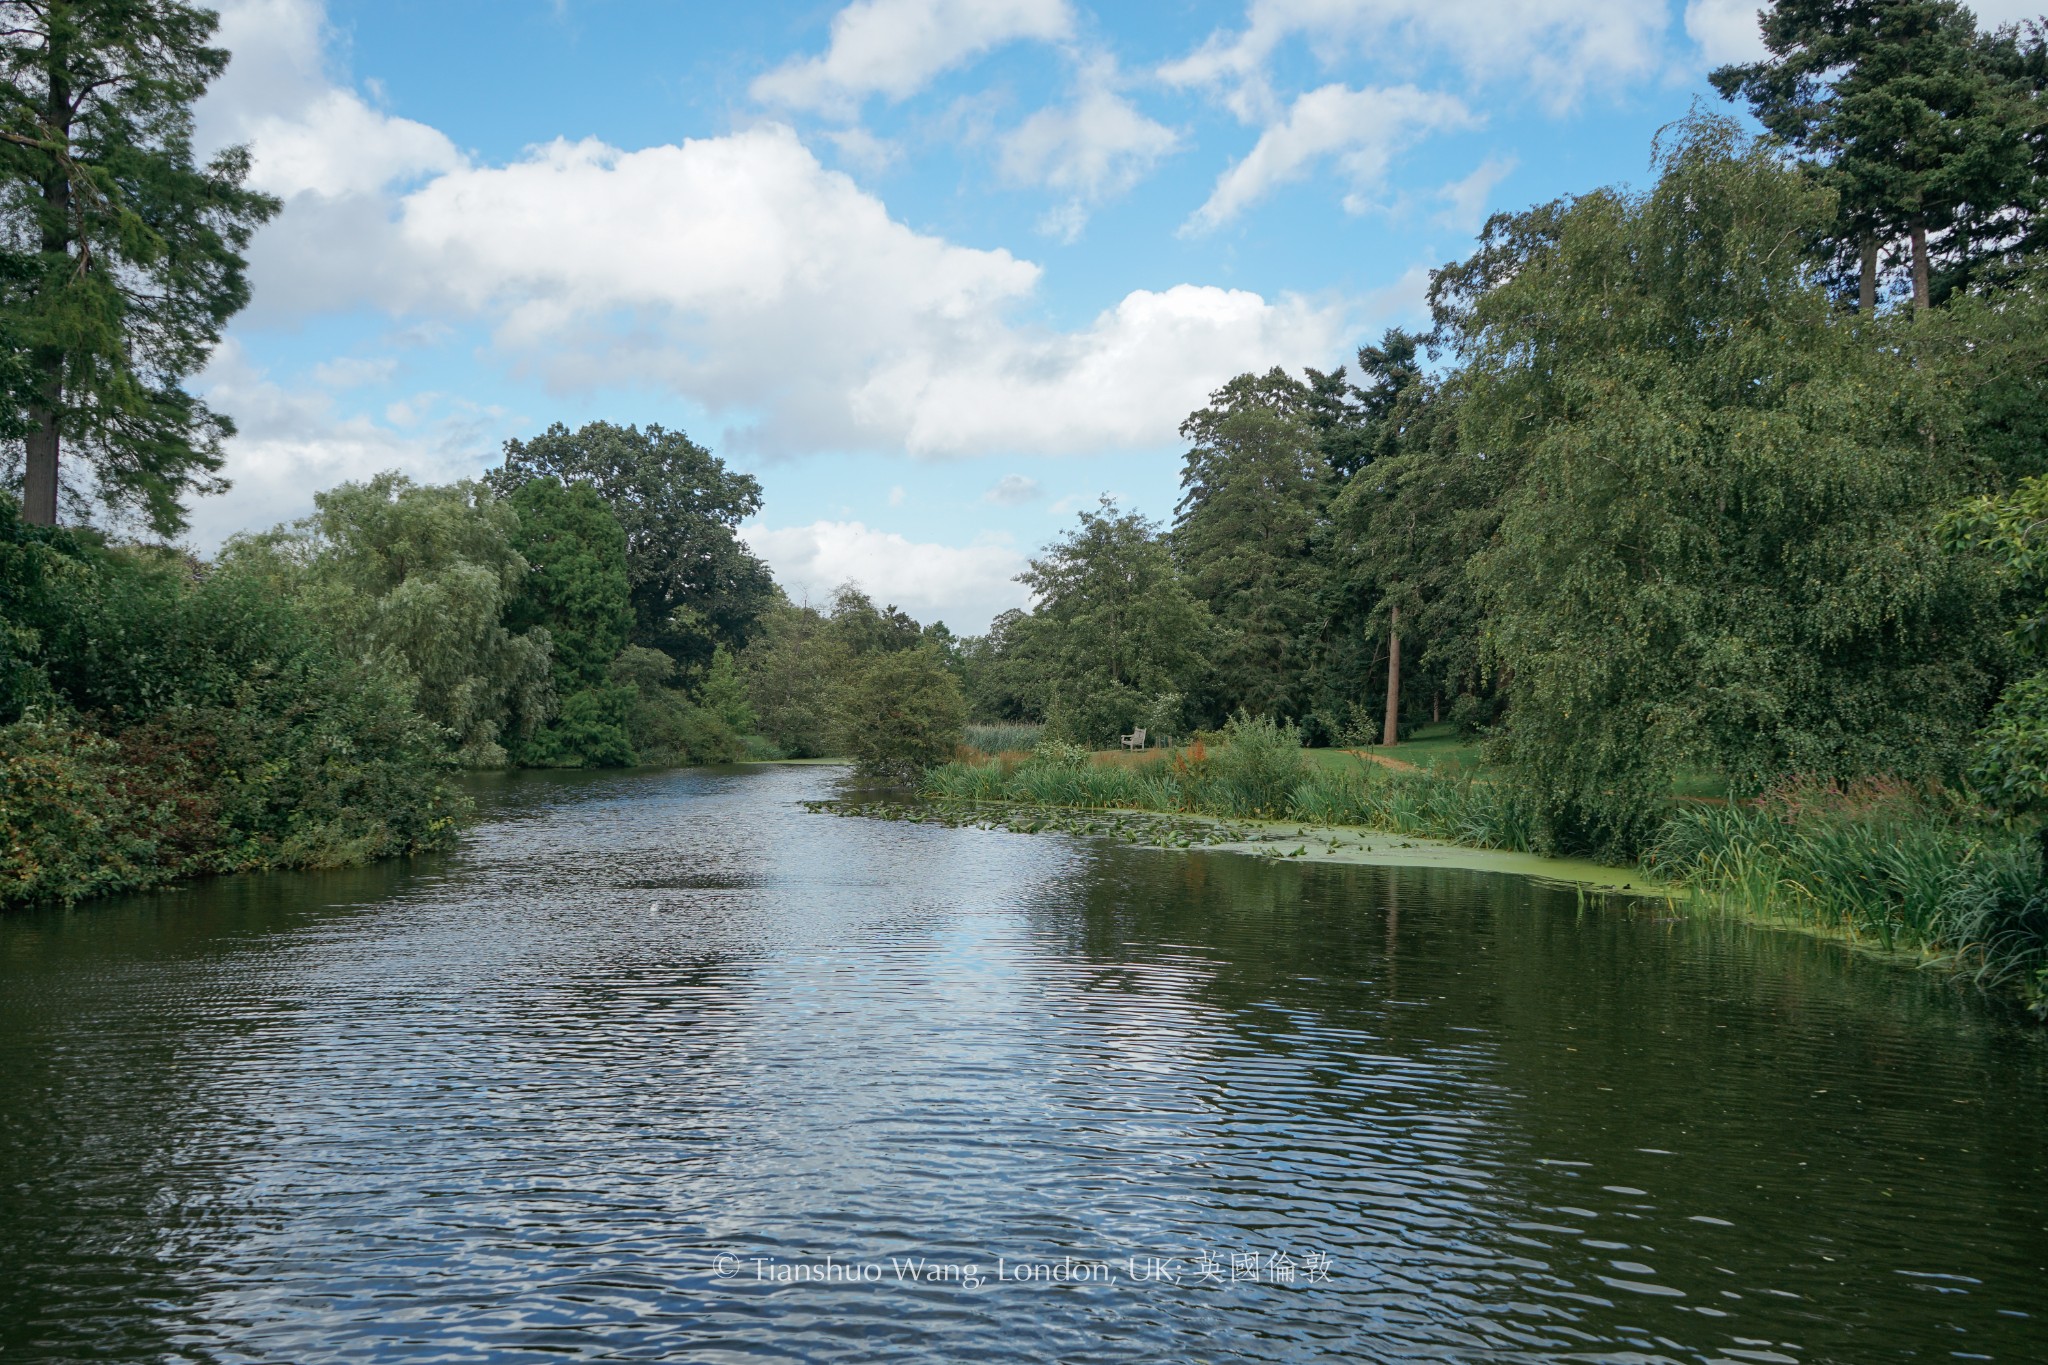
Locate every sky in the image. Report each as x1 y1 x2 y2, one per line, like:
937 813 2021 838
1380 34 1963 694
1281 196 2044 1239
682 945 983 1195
186 0 2041 633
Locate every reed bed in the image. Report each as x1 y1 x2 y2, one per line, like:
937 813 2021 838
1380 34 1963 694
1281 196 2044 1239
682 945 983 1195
961 723 1045 756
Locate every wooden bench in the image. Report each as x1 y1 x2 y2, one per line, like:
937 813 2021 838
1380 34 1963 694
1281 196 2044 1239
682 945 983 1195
1120 726 1147 750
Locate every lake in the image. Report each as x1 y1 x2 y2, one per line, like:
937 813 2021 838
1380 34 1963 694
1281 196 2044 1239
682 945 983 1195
1 765 2042 1363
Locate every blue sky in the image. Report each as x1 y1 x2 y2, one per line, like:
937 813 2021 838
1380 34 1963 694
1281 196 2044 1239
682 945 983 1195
186 0 2035 632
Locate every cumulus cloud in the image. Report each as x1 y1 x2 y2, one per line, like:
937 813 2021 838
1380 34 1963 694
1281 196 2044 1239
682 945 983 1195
229 103 1342 458
184 342 493 550
983 474 1041 505
1186 84 1477 232
740 520 1029 630
1000 58 1178 238
1162 0 1667 119
751 0 1072 117
204 0 463 195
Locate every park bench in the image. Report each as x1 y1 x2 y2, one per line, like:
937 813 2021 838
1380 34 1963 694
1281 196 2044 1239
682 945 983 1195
1121 727 1147 750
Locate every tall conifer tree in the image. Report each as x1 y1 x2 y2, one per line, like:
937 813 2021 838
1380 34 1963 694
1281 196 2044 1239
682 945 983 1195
0 0 276 532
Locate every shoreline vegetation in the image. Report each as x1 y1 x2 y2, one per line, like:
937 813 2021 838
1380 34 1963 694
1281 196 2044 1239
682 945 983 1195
916 718 2048 1015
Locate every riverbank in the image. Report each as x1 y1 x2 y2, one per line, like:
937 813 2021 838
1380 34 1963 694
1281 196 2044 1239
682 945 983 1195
919 737 2048 1015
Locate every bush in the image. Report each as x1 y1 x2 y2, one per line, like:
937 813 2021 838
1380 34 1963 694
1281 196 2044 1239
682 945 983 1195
0 532 467 908
1203 713 1307 816
840 648 967 781
514 684 638 767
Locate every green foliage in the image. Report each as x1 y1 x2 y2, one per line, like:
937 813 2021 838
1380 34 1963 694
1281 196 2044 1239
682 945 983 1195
1323 352 1501 735
491 421 775 673
502 476 634 766
505 477 631 687
1173 393 1327 720
1463 116 1999 854
601 644 743 765
1009 499 1212 746
226 473 553 768
740 597 845 758
0 494 81 719
696 645 756 736
0 538 465 907
1945 468 2048 813
838 646 967 782
0 0 280 531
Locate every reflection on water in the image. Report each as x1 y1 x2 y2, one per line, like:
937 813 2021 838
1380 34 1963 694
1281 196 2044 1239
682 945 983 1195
1 765 2043 1363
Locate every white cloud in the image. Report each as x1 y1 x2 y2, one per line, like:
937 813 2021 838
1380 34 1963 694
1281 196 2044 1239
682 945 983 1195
1162 0 1667 119
1000 59 1179 239
983 474 1041 505
189 0 1349 553
233 103 1341 458
848 283 1342 456
186 341 488 550
1434 154 1517 233
203 1 463 196
1684 0 1767 66
751 0 1072 117
740 520 1029 631
826 125 902 173
1186 84 1477 232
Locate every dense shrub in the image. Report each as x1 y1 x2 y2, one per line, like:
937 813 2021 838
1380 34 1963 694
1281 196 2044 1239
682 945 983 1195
840 647 967 781
0 518 465 907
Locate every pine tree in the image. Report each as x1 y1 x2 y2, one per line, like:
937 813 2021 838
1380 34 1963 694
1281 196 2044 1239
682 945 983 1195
0 0 278 532
1711 0 2038 310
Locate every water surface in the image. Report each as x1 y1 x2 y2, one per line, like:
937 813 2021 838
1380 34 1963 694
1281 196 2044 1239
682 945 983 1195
1 765 2042 1363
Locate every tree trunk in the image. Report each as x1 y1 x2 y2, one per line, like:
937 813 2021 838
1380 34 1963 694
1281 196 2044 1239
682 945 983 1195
23 33 71 524
1432 689 1440 725
22 408 58 524
1859 234 1877 314
1381 606 1401 748
1911 223 1930 312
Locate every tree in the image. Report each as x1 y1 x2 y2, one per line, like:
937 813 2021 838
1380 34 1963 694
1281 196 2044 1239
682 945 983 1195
1463 117 2001 853
1712 0 2040 310
490 422 775 673
226 474 553 768
1015 498 1212 745
0 0 278 532
838 646 966 782
1172 396 1326 721
503 477 635 767
739 595 845 758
